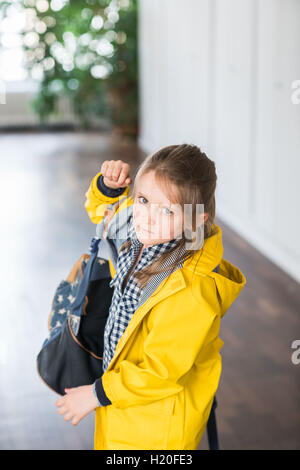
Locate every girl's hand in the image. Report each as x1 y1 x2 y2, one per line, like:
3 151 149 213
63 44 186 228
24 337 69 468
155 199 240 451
56 385 99 426
101 160 132 189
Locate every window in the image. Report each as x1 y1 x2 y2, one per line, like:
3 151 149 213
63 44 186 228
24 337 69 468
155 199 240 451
0 2 39 93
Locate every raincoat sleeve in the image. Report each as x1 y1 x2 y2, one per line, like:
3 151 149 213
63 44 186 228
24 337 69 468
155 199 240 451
84 171 130 224
99 287 222 409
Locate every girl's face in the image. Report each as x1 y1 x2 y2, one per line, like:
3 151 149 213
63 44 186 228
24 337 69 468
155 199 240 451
132 171 184 248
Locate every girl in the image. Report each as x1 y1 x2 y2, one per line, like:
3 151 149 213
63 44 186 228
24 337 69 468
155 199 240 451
56 144 246 450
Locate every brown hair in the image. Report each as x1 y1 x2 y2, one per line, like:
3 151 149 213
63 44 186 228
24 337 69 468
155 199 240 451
119 144 217 293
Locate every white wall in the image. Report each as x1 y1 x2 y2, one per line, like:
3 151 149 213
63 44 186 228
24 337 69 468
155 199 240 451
138 0 300 283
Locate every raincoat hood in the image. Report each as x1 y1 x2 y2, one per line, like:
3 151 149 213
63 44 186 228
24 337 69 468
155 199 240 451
183 223 246 318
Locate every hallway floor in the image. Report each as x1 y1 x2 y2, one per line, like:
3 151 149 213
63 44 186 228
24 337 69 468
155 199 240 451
0 131 299 449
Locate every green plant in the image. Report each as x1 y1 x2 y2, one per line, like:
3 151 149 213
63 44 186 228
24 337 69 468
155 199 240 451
1 0 138 135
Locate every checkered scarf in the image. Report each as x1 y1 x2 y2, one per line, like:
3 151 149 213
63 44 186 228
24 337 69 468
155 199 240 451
102 214 183 374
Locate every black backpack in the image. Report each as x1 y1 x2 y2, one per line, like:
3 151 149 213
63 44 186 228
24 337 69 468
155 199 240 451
37 237 112 395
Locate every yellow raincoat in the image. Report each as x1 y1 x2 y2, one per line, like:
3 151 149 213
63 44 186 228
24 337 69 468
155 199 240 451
84 172 247 450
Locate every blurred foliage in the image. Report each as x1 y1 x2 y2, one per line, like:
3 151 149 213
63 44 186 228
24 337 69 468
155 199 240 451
0 0 138 136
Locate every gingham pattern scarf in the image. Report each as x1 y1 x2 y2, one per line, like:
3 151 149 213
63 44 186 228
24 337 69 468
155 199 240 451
102 214 182 374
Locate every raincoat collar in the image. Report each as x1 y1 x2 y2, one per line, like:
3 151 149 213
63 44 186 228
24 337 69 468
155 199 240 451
183 224 223 275
182 223 246 318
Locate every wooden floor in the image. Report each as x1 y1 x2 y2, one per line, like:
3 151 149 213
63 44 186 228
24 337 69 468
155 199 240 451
0 131 299 450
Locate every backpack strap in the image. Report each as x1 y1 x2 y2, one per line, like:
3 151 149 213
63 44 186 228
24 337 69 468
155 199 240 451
66 254 90 283
102 199 123 239
207 396 219 450
69 237 101 334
